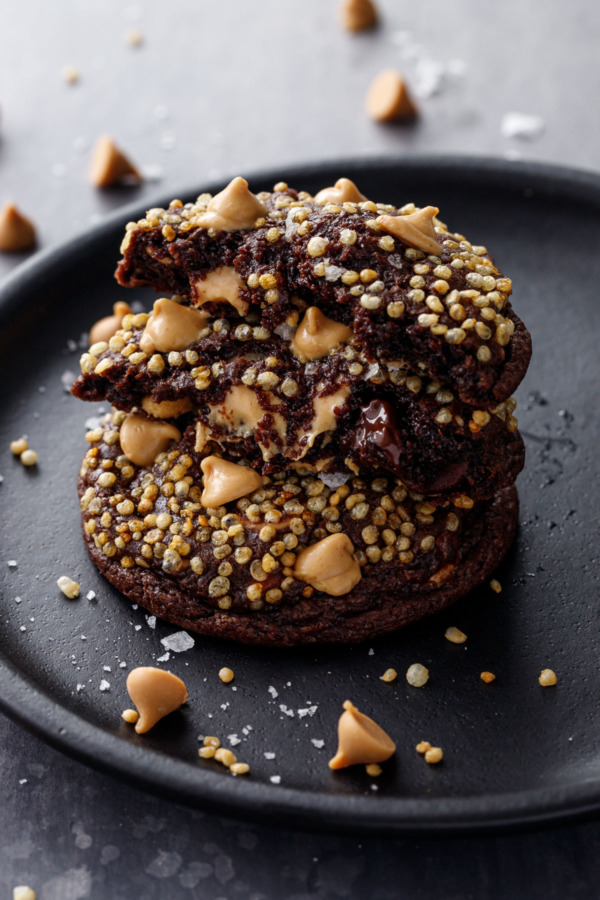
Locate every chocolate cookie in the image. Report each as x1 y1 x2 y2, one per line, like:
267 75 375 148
72 176 530 646
115 180 531 408
78 412 518 646
72 309 524 499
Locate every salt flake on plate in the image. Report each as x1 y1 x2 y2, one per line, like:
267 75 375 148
501 112 545 140
160 631 195 652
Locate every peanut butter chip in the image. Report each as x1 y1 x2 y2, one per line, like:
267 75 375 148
141 396 194 418
329 700 395 769
200 455 264 508
194 265 248 315
126 667 188 734
376 206 442 255
294 385 350 455
366 70 418 122
314 178 367 205
340 0 377 31
89 301 132 344
294 533 361 596
89 135 141 188
0 203 36 252
291 307 353 361
195 176 268 232
207 385 286 461
119 413 181 467
139 297 209 353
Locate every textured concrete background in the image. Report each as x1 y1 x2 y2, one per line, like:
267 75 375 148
1 0 599 897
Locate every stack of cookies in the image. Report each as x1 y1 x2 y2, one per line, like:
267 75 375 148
72 176 531 645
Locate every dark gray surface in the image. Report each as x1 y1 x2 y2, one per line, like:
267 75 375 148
1 1 600 897
1 157 599 840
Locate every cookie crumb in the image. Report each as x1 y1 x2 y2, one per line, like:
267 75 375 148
122 709 139 723
424 746 443 764
218 666 234 683
13 888 36 900
57 576 80 599
539 668 557 687
480 671 496 683
126 28 144 46
61 65 80 84
365 763 382 776
380 668 397 683
199 746 216 759
445 626 467 644
20 449 38 467
214 747 237 767
10 438 28 455
416 741 431 754
230 762 250 776
490 579 502 593
406 663 429 687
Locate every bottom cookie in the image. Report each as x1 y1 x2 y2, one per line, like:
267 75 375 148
78 412 519 646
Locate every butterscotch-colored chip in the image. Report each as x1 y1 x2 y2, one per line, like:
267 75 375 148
366 70 417 123
314 177 367 205
340 0 377 32
140 297 209 354
291 306 353 362
193 266 248 316
89 301 132 345
0 203 36 252
119 413 181 467
126 666 188 734
329 700 395 769
200 455 264 508
377 206 442 255
294 533 361 596
195 176 268 232
89 135 141 188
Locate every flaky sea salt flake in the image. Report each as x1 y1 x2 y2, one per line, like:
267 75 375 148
161 631 195 652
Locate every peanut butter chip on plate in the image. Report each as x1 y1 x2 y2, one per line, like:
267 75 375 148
200 455 265 508
89 135 141 188
291 306 353 361
126 667 188 734
376 206 442 255
340 0 377 32
314 178 367 205
329 700 396 769
195 176 268 232
89 301 132 345
366 70 418 122
294 533 361 596
119 413 181 467
139 297 209 354
0 203 36 252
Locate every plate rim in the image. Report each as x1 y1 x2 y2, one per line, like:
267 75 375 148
1 154 600 836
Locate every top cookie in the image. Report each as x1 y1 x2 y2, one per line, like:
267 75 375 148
116 177 531 408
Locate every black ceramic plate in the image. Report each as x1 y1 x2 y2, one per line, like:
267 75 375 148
0 157 598 836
